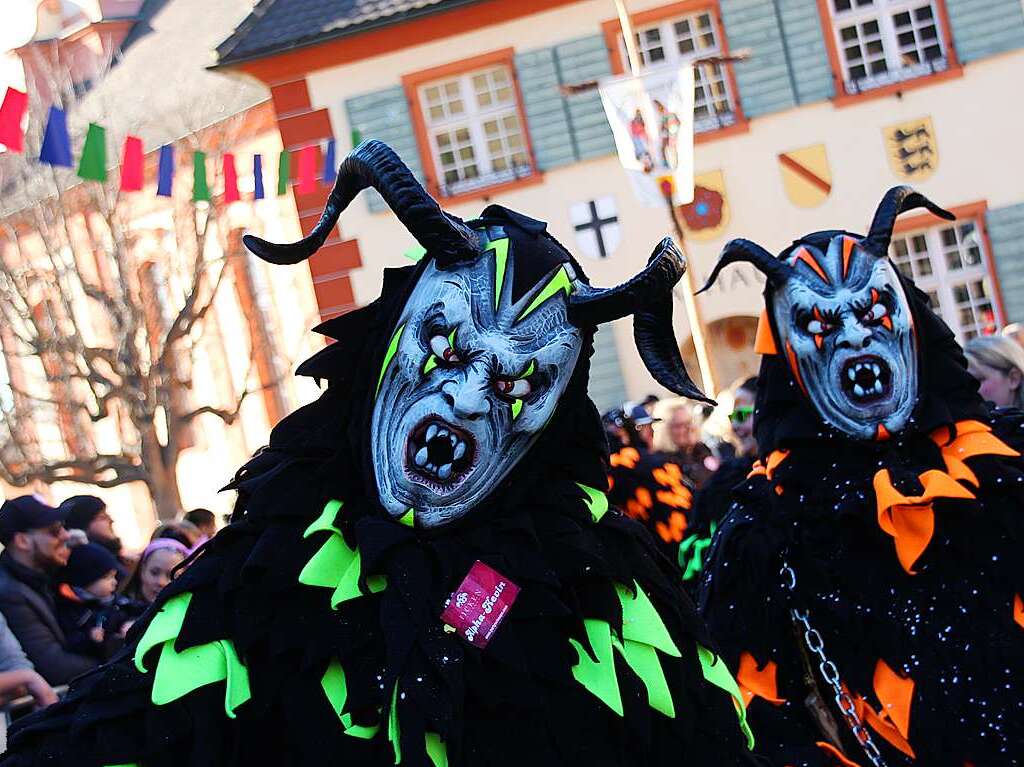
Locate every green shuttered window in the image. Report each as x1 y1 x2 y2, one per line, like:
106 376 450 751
516 35 617 171
344 86 425 212
945 0 1024 63
987 204 1024 325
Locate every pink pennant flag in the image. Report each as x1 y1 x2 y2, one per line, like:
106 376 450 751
120 136 144 191
296 144 317 195
223 153 240 203
0 87 28 153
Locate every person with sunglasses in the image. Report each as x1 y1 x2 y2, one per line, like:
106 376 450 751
0 496 99 685
727 377 758 459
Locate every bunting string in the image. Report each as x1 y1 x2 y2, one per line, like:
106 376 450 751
0 85 346 204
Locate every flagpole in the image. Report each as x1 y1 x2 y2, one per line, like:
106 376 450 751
660 179 719 397
613 0 643 77
612 0 720 399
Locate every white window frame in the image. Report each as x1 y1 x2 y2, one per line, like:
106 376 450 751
418 64 533 198
889 218 1001 343
829 0 949 94
622 10 738 134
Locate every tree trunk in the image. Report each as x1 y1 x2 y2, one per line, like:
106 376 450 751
139 421 183 522
148 465 183 522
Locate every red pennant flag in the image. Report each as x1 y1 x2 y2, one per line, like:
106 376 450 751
223 153 240 203
0 87 28 153
296 144 317 194
120 136 144 191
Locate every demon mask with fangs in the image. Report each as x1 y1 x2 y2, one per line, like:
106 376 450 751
244 141 710 527
700 186 955 441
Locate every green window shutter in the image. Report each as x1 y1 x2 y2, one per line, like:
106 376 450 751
775 0 834 104
516 34 616 172
720 0 797 117
553 36 617 161
344 86 424 213
987 203 1024 324
946 0 1024 63
515 47 577 170
588 326 628 413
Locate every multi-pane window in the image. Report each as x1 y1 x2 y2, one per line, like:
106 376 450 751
831 0 948 94
419 65 532 197
629 12 737 133
890 219 999 341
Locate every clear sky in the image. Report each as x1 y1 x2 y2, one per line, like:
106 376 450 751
1 1 45 91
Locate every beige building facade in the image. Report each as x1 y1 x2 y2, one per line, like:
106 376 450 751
217 0 1024 410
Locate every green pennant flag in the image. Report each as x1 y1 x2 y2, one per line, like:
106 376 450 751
276 150 290 196
192 151 210 202
76 123 107 182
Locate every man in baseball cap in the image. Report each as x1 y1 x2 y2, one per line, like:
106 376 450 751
0 496 97 684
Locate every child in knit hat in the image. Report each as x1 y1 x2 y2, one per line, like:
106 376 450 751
56 543 128 659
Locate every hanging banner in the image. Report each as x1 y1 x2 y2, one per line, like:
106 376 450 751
223 152 240 203
599 64 695 207
39 106 73 168
120 136 144 191
0 87 29 153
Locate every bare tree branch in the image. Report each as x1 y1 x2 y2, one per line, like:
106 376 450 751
0 57 287 520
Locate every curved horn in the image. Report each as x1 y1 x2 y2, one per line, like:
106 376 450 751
569 238 713 404
697 238 793 294
862 185 954 256
243 140 479 266
568 237 685 326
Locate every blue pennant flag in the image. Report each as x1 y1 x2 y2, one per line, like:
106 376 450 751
322 139 337 184
156 144 174 197
38 106 72 167
253 153 265 200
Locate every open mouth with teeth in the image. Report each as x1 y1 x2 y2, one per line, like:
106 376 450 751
840 355 893 403
406 418 476 487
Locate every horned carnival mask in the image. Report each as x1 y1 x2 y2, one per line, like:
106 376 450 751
701 186 955 441
242 141 710 528
370 227 584 527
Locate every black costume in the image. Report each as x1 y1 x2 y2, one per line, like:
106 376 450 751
607 444 694 561
699 188 1024 766
2 142 757 767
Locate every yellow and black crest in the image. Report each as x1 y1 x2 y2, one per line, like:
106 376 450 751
883 117 938 181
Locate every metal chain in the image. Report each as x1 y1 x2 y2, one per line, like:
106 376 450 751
781 562 889 767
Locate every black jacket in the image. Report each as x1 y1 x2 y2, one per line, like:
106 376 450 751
0 553 97 685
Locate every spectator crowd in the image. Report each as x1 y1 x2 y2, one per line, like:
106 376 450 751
0 496 221 720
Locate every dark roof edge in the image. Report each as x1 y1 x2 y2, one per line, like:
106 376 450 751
215 0 280 63
213 0 483 70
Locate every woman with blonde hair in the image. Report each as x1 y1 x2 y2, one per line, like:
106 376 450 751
964 334 1024 409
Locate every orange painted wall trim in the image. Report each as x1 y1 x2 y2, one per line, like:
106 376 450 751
266 77 357 323
233 0 580 85
600 0 748 140
893 200 1007 328
815 0 962 108
401 47 542 203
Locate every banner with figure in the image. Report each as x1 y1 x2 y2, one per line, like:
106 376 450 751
599 64 695 207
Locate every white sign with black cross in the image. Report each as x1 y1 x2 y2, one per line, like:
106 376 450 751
569 196 620 260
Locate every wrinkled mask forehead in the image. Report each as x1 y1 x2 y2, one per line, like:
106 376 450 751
370 227 583 527
770 234 918 441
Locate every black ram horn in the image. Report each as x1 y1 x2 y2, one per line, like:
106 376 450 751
862 185 954 256
569 238 713 404
697 238 793 294
243 140 479 266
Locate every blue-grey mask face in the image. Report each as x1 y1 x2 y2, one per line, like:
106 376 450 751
770 235 918 440
370 230 583 527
